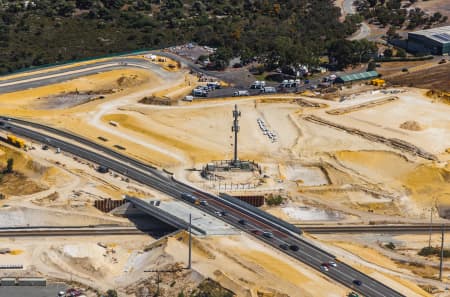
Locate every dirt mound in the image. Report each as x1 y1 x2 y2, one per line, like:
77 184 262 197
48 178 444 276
399 121 424 131
426 89 450 105
117 75 140 88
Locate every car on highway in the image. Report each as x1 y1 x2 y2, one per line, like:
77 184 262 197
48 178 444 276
220 211 227 216
289 244 299 251
238 219 246 225
262 231 274 238
353 279 362 286
200 200 208 206
320 264 329 272
328 260 337 267
279 243 289 250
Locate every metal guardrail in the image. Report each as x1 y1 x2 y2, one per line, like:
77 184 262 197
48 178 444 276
0 48 156 77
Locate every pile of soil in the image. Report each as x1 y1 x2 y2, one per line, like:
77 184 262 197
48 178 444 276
399 121 424 131
117 75 140 87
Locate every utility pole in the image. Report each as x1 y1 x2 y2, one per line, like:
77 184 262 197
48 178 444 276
429 206 434 248
440 224 445 281
231 104 241 166
188 213 192 270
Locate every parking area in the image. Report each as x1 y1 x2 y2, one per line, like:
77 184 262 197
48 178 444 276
0 283 67 297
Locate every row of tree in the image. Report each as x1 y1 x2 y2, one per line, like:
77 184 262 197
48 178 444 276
0 0 362 74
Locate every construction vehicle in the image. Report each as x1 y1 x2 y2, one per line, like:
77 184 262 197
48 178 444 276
6 134 25 148
370 78 385 87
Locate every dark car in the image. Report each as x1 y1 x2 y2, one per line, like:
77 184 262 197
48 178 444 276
220 211 227 216
42 145 49 150
279 244 289 250
353 279 362 286
238 219 246 225
289 245 299 251
262 231 274 238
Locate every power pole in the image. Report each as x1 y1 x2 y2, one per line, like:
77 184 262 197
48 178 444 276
440 224 445 281
231 104 241 166
188 213 192 270
429 206 434 248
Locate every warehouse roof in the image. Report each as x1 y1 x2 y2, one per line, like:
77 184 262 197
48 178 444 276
336 71 378 83
409 25 450 44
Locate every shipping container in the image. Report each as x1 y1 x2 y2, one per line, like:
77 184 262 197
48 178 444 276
17 278 46 286
1 278 16 286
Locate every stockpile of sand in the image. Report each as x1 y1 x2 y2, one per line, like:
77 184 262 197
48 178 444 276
399 121 424 131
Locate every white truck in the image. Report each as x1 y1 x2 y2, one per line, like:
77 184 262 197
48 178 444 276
233 90 249 97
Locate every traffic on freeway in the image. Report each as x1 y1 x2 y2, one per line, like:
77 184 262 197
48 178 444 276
0 118 405 297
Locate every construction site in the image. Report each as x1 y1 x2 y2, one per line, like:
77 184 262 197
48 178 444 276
0 50 448 297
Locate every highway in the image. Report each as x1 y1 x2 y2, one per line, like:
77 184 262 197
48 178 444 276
0 117 405 297
0 57 172 94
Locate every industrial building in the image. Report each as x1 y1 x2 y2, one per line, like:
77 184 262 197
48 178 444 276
334 71 379 84
407 25 450 55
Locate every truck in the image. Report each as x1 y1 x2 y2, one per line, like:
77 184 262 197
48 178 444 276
233 90 249 97
207 82 221 89
250 81 266 89
184 95 194 102
192 88 207 97
262 86 276 93
181 193 200 204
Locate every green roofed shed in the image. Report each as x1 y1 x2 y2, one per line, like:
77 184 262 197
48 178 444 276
335 71 378 83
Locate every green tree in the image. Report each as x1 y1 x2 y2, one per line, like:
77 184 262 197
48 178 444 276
106 289 118 297
383 48 393 58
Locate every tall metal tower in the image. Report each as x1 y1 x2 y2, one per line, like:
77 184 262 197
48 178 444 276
231 104 241 165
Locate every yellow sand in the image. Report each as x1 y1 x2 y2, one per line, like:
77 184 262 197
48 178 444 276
335 150 416 181
333 241 399 270
102 113 223 163
239 250 310 285
402 164 450 208
0 68 152 110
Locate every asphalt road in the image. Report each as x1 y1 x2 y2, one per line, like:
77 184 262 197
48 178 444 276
0 118 405 297
0 57 172 95
0 283 67 297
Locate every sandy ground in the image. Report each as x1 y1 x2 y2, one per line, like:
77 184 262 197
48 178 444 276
0 53 449 295
316 232 450 295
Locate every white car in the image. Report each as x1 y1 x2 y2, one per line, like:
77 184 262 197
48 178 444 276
328 261 337 267
320 264 329 272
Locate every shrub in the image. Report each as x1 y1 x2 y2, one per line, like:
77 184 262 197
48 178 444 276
266 195 283 206
385 242 396 250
